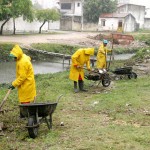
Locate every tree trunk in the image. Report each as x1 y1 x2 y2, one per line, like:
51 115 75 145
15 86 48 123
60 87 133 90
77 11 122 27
39 20 46 34
0 18 10 35
13 18 16 35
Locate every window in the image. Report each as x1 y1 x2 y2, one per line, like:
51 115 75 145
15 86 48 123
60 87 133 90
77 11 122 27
61 3 71 9
77 3 80 7
101 19 105 26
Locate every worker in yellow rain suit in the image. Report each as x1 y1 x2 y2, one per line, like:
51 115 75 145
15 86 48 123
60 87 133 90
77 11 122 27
69 48 94 93
8 45 36 104
96 40 112 73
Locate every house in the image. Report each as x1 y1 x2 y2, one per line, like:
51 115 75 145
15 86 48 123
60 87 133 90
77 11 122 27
59 0 97 31
0 0 60 34
98 13 136 32
59 0 83 30
117 3 145 28
98 2 147 32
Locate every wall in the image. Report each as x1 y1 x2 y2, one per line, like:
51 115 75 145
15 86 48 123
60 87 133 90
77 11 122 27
144 18 150 29
73 22 98 31
74 1 82 16
60 16 72 30
124 15 136 32
98 18 120 31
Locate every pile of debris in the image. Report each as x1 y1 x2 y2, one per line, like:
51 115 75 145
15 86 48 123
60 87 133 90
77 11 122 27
87 33 112 41
86 33 149 51
87 33 134 45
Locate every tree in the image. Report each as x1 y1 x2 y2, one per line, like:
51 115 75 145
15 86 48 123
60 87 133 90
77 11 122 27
0 0 34 35
83 0 117 23
0 0 12 34
11 0 34 34
36 8 60 34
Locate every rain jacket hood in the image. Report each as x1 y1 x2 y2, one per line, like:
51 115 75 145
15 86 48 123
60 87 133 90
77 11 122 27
84 48 94 55
10 45 24 60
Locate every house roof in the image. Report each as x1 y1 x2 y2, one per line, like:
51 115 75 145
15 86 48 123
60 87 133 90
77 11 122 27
117 3 145 8
100 13 133 18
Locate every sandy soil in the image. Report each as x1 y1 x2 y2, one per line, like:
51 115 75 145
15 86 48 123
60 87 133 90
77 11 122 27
0 31 99 47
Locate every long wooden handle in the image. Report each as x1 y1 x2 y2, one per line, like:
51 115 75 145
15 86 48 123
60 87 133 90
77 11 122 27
0 89 11 110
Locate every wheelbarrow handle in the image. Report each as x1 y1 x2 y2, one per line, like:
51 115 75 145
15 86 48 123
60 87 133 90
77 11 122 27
0 89 11 111
57 94 63 103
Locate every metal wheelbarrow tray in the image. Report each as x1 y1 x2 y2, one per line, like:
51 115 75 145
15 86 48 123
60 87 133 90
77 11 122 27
19 102 58 138
112 67 137 79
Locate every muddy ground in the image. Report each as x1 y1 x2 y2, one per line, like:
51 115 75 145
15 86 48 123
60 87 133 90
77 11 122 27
0 31 147 48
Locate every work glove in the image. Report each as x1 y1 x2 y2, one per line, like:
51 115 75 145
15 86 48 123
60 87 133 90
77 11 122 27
8 84 15 90
75 65 81 69
98 69 104 74
87 68 91 71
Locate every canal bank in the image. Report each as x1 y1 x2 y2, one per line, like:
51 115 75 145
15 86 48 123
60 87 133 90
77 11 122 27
0 53 134 84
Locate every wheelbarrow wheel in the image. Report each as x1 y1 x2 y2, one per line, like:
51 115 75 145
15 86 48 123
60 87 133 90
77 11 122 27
102 79 111 87
102 74 111 87
128 72 137 79
28 117 38 138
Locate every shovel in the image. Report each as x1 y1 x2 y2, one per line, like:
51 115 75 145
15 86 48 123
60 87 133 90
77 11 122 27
0 89 11 112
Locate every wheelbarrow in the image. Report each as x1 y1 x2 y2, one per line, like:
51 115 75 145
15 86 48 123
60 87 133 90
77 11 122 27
112 66 137 79
85 69 111 87
19 95 63 138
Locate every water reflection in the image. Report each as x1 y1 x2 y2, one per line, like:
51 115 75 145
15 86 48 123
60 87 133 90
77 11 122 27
0 61 68 83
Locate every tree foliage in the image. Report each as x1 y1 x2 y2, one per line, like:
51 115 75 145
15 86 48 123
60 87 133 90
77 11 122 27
83 0 117 23
36 8 60 33
11 0 34 22
0 0 34 34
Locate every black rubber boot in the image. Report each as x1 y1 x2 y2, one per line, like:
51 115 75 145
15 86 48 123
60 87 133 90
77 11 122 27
78 80 88 92
74 81 79 93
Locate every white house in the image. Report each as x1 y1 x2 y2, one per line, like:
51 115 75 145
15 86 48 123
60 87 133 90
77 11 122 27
98 13 136 32
0 0 60 34
117 3 145 28
117 0 150 29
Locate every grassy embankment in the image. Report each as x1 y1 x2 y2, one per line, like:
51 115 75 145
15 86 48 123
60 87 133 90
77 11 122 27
0 35 150 150
0 71 150 150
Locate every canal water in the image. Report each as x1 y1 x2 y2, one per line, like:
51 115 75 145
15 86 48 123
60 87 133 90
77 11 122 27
0 54 134 83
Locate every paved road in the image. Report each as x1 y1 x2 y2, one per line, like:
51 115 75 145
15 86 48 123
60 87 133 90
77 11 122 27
0 31 98 46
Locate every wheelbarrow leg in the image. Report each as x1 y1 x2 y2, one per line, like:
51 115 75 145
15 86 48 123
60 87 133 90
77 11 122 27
49 114 52 129
45 117 51 130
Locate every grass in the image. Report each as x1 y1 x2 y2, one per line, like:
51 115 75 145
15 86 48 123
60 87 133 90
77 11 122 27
0 71 150 150
31 43 80 55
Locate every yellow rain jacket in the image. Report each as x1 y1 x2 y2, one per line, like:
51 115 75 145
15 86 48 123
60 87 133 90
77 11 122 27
69 48 94 82
96 43 111 69
10 45 36 103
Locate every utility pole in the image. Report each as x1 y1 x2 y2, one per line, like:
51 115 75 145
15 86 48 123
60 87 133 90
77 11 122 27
81 0 84 31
